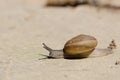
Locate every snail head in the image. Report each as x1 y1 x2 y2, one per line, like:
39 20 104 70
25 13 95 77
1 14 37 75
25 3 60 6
39 43 56 60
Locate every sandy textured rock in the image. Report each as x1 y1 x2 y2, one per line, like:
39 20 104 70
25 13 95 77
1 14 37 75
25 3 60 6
0 0 120 80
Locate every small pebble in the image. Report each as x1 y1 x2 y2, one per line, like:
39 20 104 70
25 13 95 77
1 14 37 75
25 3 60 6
115 61 120 65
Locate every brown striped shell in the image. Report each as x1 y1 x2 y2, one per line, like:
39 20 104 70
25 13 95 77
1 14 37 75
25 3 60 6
63 34 98 59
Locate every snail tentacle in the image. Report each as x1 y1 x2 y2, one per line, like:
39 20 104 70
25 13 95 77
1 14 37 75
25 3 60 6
39 53 57 60
42 43 53 51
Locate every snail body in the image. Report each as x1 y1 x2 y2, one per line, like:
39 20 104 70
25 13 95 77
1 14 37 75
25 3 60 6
41 34 116 59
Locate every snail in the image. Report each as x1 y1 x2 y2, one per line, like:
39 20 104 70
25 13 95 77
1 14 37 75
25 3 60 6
46 0 120 8
40 34 116 59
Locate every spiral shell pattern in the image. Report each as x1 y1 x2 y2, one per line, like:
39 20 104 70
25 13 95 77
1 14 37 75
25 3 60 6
63 34 97 59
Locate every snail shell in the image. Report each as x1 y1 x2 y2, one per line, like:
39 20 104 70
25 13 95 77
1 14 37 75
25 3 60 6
63 34 97 59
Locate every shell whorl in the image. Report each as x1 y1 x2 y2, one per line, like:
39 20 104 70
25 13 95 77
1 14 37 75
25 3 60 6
63 34 98 59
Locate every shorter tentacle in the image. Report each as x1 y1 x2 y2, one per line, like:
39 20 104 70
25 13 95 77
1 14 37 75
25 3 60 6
39 54 56 60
